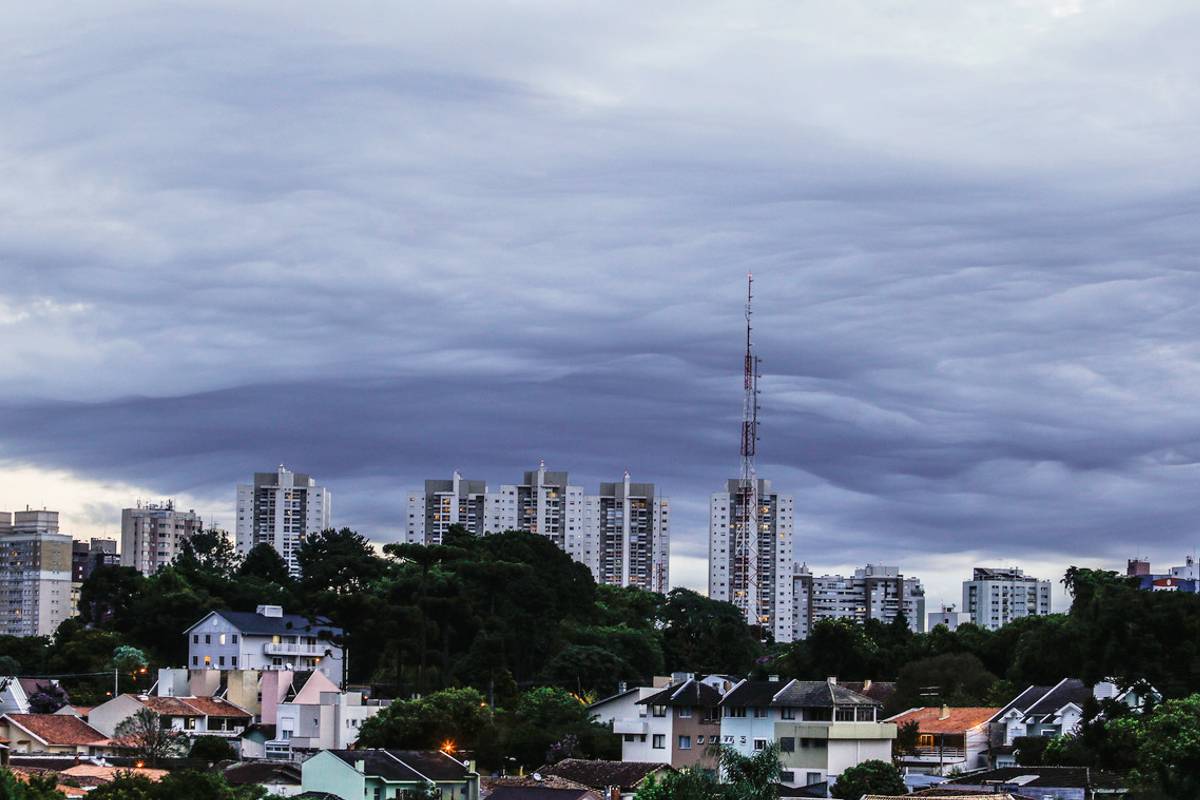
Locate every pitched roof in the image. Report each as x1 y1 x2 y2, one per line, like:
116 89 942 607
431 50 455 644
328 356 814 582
60 764 169 784
587 686 639 710
181 696 252 718
330 750 473 782
720 679 880 709
841 681 897 705
1024 679 1091 719
946 766 1093 789
990 685 1053 722
636 679 722 708
187 609 342 637
2 713 108 746
485 787 598 800
886 706 1001 734
224 761 303 786
540 759 672 791
126 694 251 718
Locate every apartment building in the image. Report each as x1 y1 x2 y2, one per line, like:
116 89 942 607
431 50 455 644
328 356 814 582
120 501 203 575
0 509 73 637
236 466 331 575
583 473 670 593
791 563 926 639
709 479 795 641
963 567 1052 630
406 465 670 591
928 604 971 632
185 604 345 686
404 472 487 544
718 676 895 790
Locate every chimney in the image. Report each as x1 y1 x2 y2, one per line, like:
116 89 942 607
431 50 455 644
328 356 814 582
1093 681 1118 701
863 679 872 691
256 605 284 618
939 704 950 720
617 681 627 694
826 677 837 685
768 674 780 683
355 759 365 772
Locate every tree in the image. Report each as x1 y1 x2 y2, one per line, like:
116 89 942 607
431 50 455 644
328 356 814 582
659 589 763 675
190 734 237 762
113 645 149 673
1 768 65 800
831 759 906 800
717 743 782 800
893 652 998 710
505 687 616 768
635 769 725 800
113 708 186 765
25 680 68 714
175 529 240 578
894 720 920 761
238 543 292 585
356 687 496 754
298 528 386 596
1126 694 1200 799
1013 735 1051 767
85 773 159 800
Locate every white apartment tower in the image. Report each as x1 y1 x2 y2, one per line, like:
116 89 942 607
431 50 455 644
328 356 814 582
791 563 926 640
121 500 204 575
0 509 73 637
962 567 1052 630
236 466 331 575
583 472 670 593
484 462 586 553
709 478 795 641
405 472 487 545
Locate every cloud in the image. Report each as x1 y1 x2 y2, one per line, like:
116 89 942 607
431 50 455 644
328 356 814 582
2 0 1199 609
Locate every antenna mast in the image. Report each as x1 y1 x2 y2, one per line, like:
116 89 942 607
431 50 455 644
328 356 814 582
737 273 762 628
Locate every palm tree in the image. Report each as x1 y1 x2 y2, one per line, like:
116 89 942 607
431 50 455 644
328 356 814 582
716 743 782 800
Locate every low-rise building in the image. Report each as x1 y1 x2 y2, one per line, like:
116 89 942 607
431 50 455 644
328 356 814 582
942 766 1121 800
1128 555 1200 592
185 605 345 686
926 604 970 632
885 705 999 775
270 684 389 759
223 761 303 797
718 676 896 790
87 694 252 742
0 714 111 756
301 749 480 800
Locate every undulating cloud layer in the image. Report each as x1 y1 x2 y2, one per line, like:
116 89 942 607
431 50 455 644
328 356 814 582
3 0 1199 608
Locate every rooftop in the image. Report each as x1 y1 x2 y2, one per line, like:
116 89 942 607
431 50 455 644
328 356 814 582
186 608 342 638
946 766 1094 789
886 706 1001 734
539 759 672 791
2 713 108 746
329 749 474 782
720 679 880 709
636 679 723 708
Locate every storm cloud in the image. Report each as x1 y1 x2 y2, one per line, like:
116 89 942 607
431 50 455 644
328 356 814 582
2 1 1199 605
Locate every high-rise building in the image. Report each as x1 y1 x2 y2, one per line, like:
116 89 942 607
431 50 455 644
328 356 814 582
583 472 670 593
0 509 73 637
404 472 487 544
790 563 925 640
962 567 1052 630
120 501 203 575
709 478 795 641
236 466 331 575
72 538 118 583
484 462 586 551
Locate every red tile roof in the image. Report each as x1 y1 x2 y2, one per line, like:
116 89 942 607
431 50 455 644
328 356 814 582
138 696 204 717
181 696 251 718
3 713 108 746
886 706 1000 734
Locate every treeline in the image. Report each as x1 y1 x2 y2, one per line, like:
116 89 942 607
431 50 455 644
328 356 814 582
4 527 1200 710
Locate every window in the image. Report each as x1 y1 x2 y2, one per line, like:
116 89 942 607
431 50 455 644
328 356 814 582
232 634 238 644
203 655 212 666
752 707 768 718
652 705 667 718
652 734 665 749
722 736 733 744
232 656 238 667
678 707 692 718
205 634 211 644
806 772 822 786
779 737 795 753
835 707 855 721
623 734 635 742
219 633 226 645
696 735 705 745
192 656 198 666
753 739 767 751
726 707 746 718
192 634 199 644
219 656 225 666
679 735 691 750
780 707 795 720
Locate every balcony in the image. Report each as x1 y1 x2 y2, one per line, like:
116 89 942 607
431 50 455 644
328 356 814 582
613 719 649 735
901 746 967 762
263 642 329 656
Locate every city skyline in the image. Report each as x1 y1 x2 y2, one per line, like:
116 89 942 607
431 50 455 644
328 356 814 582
3 2 1199 616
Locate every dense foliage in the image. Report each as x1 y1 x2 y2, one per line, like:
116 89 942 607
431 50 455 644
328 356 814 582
633 746 782 800
831 760 906 799
0 769 273 800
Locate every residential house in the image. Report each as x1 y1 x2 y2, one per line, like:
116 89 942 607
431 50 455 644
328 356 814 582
185 605 345 687
481 776 603 800
537 759 673 800
0 714 111 756
88 694 252 742
942 766 1123 800
269 683 390 759
0 677 30 715
224 761 304 797
719 676 896 790
885 705 999 775
987 679 1158 767
300 749 479 800
633 677 723 768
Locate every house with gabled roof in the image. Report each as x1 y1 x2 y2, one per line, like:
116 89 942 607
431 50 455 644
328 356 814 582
87 692 252 743
719 676 896 791
0 713 112 756
885 705 1000 774
986 679 1158 767
185 604 345 686
301 748 479 800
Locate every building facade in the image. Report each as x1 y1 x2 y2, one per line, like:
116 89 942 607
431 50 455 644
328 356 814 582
404 472 487 544
1127 555 1200 593
185 605 345 686
962 567 1052 630
709 479 795 641
405 465 669 591
927 604 970 632
236 466 331 575
791 563 926 640
0 509 73 637
121 501 203 575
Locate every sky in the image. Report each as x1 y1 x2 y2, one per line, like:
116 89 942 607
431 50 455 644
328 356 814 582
2 0 1199 612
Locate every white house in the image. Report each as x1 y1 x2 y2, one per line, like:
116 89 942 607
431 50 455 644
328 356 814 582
718 677 896 790
268 675 390 760
88 694 253 742
184 605 345 686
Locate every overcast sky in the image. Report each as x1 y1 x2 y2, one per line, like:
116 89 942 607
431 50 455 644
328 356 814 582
2 1 1198 611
